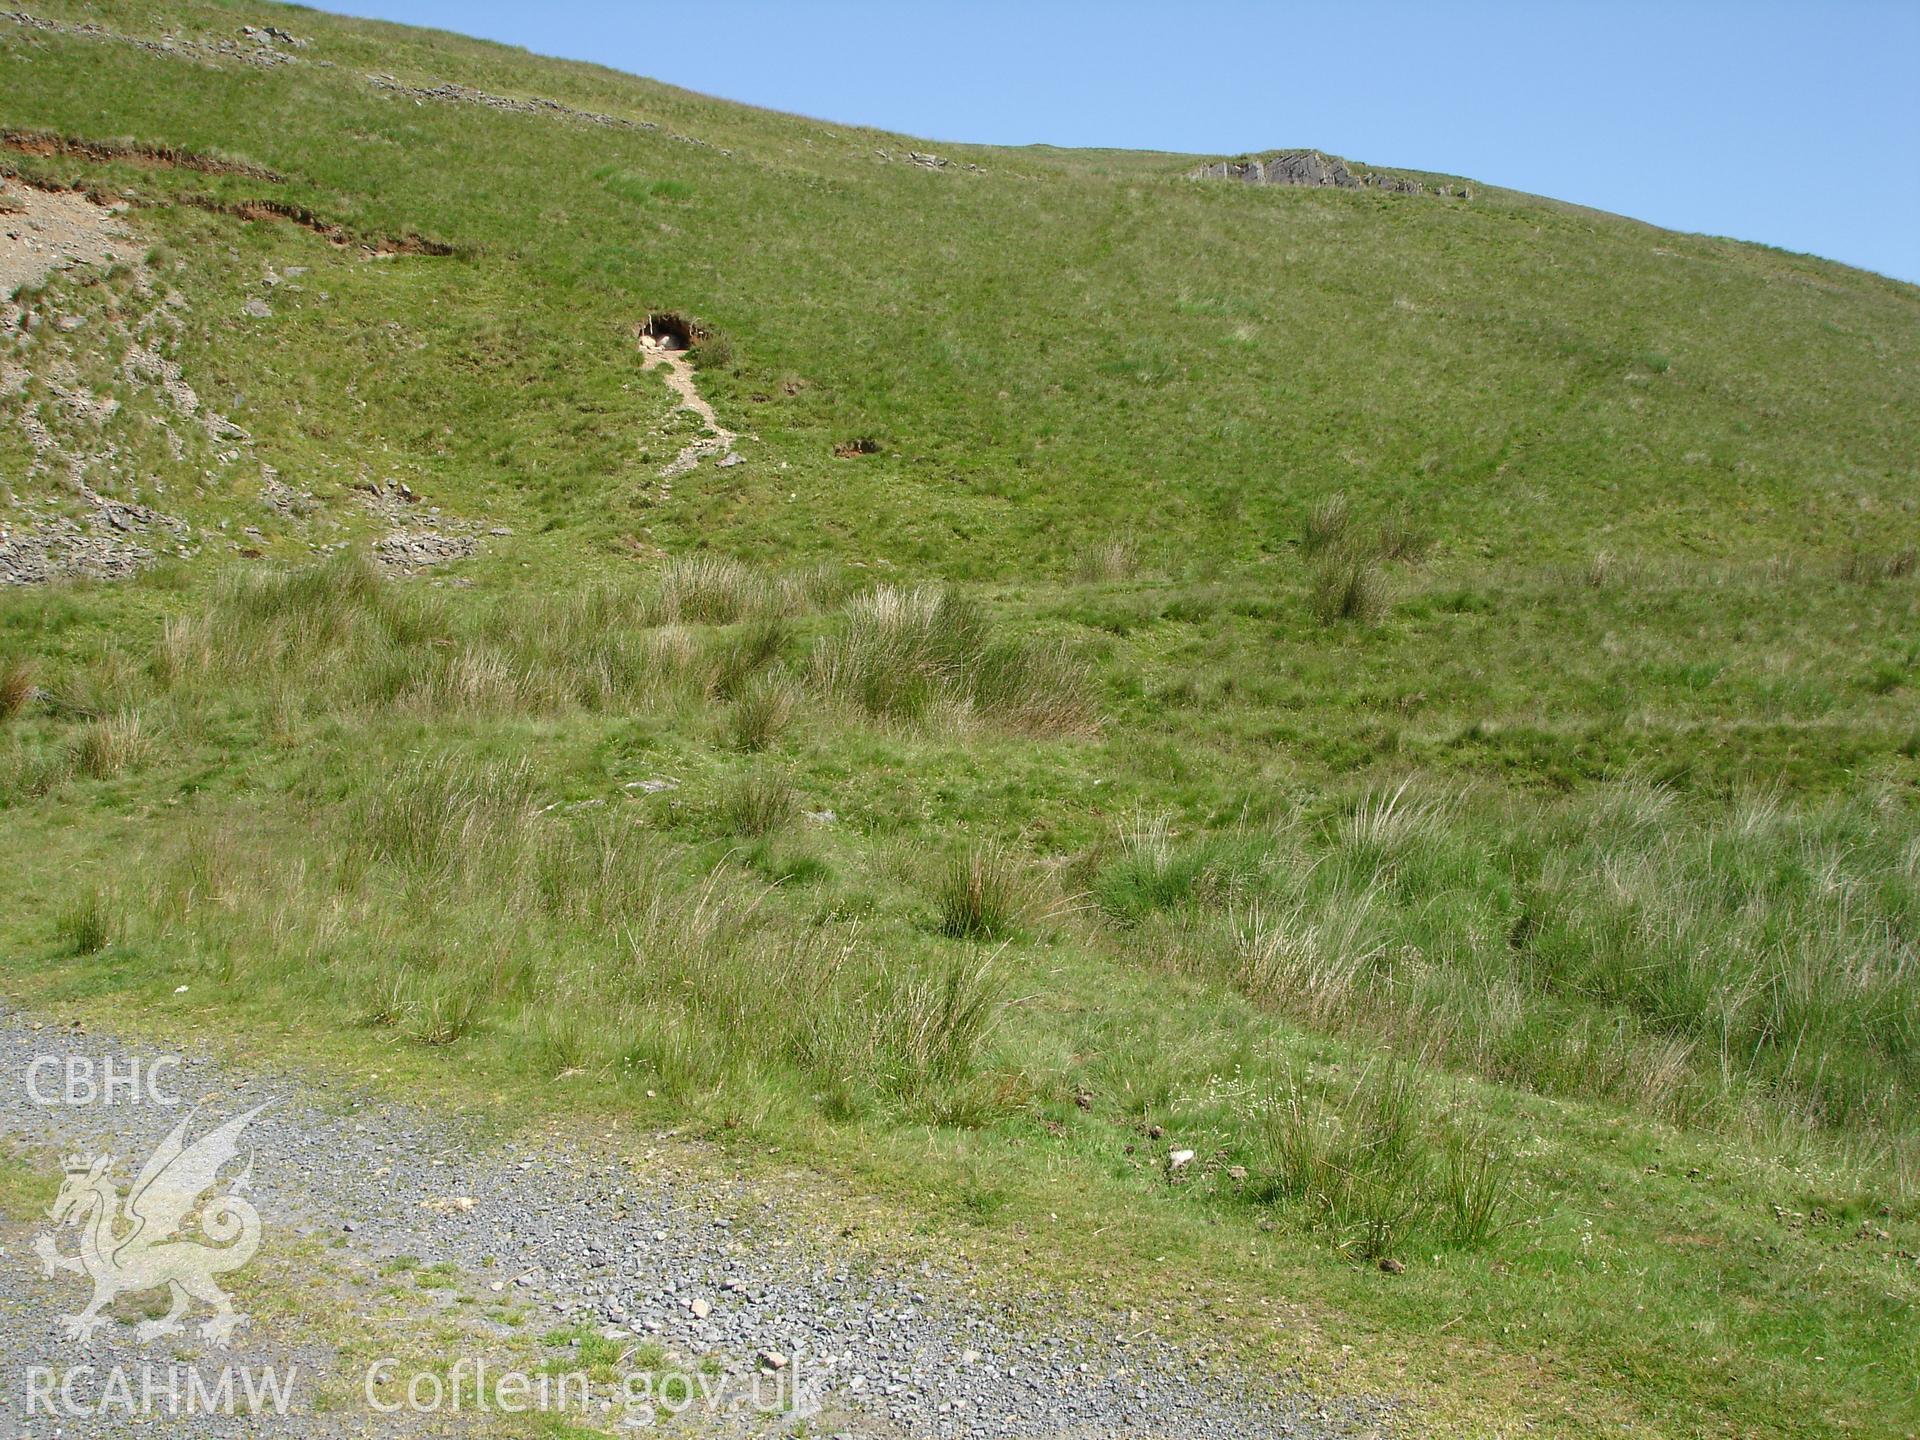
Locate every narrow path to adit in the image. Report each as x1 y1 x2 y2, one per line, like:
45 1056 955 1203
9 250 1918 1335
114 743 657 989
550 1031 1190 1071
641 328 739 479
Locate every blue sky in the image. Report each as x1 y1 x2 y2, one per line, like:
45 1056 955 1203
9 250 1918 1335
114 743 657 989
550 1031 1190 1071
312 1 1920 284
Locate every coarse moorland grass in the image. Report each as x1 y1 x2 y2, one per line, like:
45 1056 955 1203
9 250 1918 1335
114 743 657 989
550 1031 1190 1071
717 765 796 836
53 886 113 956
134 740 1001 1104
1 3 1918 1436
724 669 800 752
934 846 1030 941
0 656 34 720
1309 552 1391 626
7 564 1917 1438
1303 492 1354 554
1072 538 1140 585
1122 779 1920 1140
811 585 1097 735
67 709 147 778
1245 1057 1513 1260
1376 507 1432 564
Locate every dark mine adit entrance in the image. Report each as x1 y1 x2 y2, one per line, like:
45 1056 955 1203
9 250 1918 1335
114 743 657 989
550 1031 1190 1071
640 311 706 351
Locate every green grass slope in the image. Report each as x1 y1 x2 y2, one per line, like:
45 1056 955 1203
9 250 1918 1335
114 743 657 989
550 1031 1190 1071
2 3 1917 1437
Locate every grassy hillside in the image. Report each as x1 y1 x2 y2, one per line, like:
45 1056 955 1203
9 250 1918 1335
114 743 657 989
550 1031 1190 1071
2 3 1917 1436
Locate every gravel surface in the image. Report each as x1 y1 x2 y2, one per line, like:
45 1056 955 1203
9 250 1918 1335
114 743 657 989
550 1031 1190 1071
0 1012 1395 1437
0 177 133 301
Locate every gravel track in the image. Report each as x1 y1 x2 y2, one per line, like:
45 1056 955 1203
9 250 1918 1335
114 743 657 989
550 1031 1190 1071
0 1012 1393 1437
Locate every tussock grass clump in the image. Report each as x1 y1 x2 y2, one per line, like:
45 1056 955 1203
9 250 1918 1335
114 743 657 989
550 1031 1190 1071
69 711 148 779
1227 892 1387 1022
1839 545 1917 584
192 554 460 709
1437 1132 1511 1250
1377 509 1432 563
708 615 791 698
691 331 736 371
968 634 1096 736
812 586 1096 736
1302 492 1352 553
1093 816 1269 922
870 957 1003 1093
404 643 536 717
0 657 35 721
350 753 538 878
149 617 209 690
717 769 795 836
1337 779 1454 872
725 670 800 752
485 583 666 710
0 742 66 808
936 847 1029 940
811 586 975 719
1073 539 1139 584
365 967 485 1047
1247 1060 1511 1259
654 553 784 624
1309 554 1390 625
218 550 390 644
55 888 114 956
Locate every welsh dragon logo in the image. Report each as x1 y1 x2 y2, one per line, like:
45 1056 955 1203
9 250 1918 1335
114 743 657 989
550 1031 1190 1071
31 1103 271 1346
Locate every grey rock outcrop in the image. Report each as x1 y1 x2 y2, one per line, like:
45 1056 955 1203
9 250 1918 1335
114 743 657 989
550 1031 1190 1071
1191 149 1465 198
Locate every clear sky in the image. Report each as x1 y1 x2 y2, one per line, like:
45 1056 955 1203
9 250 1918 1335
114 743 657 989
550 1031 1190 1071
311 0 1920 285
